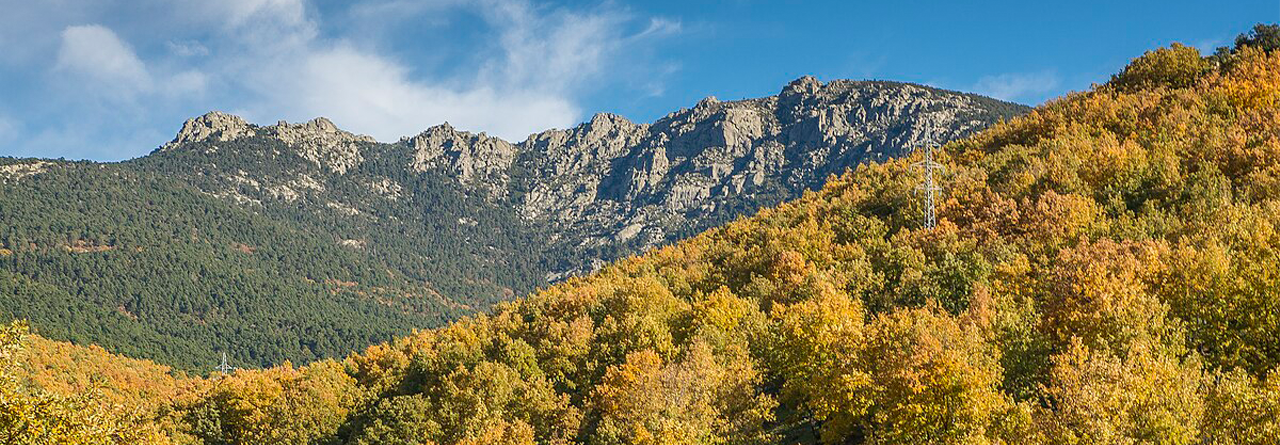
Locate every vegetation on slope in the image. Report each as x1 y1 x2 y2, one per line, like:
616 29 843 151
5 23 1280 445
0 78 1022 371
0 321 175 444
0 162 463 369
128 136 547 306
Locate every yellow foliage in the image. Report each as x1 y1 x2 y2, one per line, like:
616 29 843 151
10 30 1280 445
0 321 173 444
1202 367 1280 444
192 360 361 444
1037 339 1204 445
592 341 775 445
856 307 1007 445
1212 46 1280 109
1040 239 1175 354
1111 43 1207 92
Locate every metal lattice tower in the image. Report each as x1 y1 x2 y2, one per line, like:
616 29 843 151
215 352 236 377
912 145 945 229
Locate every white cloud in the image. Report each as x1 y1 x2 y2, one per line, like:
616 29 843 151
163 70 209 97
637 18 682 39
0 115 18 146
1192 38 1226 56
166 40 209 57
227 0 676 141
971 71 1061 103
55 25 152 93
212 0 317 50
54 24 206 102
1 0 679 159
346 0 465 20
478 1 679 95
264 44 578 141
220 0 309 28
482 1 620 91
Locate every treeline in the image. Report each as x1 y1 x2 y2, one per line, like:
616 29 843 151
129 138 551 305
5 23 1280 445
0 161 464 369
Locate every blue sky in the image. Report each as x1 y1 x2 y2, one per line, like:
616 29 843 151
0 0 1273 161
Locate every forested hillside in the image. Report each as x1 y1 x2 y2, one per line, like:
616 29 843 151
0 78 1025 369
4 24 1279 445
0 160 466 369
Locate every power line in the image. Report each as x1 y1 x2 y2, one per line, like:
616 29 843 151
911 145 945 229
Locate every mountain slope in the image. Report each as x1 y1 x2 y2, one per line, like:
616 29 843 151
8 26 1280 445
142 78 1025 281
0 78 1026 369
0 160 465 368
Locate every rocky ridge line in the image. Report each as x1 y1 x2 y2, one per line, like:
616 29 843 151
156 76 1029 280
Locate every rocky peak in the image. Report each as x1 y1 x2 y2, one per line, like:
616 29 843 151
504 76 1030 279
159 112 375 174
271 116 341 136
586 112 633 130
266 117 375 146
263 117 375 174
783 75 824 96
421 122 453 135
404 122 504 155
692 96 722 114
405 123 517 191
161 111 255 150
578 113 643 146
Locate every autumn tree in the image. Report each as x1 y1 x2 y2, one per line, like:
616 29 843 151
1201 367 1280 444
1039 239 1177 356
590 341 775 445
1111 43 1207 92
187 360 361 444
1036 339 1203 445
0 321 170 444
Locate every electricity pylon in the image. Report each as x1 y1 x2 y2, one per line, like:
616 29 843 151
912 145 945 229
215 352 236 378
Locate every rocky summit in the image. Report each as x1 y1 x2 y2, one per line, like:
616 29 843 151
158 77 1027 281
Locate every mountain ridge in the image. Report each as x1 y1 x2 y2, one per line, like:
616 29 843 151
154 77 1025 156
141 75 1028 282
1 75 1029 368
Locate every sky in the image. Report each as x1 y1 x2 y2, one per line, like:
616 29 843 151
0 0 1274 161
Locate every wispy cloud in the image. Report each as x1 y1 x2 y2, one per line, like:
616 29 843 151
258 43 579 141
0 114 18 146
970 71 1061 104
227 0 679 140
0 0 679 159
226 0 676 140
53 24 206 105
55 25 152 95
166 40 210 58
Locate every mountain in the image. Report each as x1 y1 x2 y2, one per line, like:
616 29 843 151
0 79 1026 369
6 28 1280 445
144 78 1026 280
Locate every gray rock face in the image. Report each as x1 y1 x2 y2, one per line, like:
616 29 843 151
156 77 1027 284
403 123 518 195
163 111 257 149
402 77 1026 278
161 114 376 174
